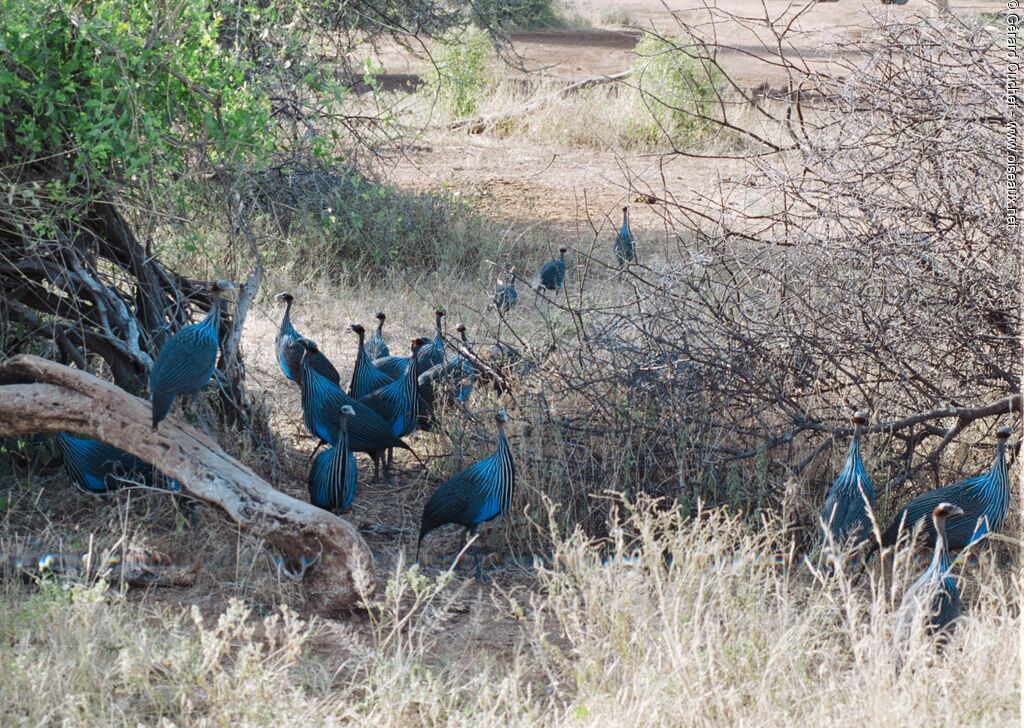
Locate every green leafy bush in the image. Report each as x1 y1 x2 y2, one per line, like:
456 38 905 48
427 29 493 118
629 34 724 145
0 0 270 193
247 166 506 280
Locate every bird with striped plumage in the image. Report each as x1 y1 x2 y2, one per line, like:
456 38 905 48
492 268 518 314
307 405 358 513
298 338 411 479
275 292 341 385
614 205 635 267
365 311 390 360
416 308 446 373
535 247 568 292
878 427 1011 553
347 323 395 399
56 432 181 495
820 412 875 552
360 338 425 439
892 502 963 669
417 409 515 579
421 323 475 403
150 279 234 430
417 323 476 430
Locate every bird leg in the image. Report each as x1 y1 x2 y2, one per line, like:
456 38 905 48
371 452 381 482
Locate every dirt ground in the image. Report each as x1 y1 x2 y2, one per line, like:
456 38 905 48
383 0 1006 245
5 0 1008 665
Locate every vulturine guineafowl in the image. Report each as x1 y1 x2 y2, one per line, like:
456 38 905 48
614 205 634 267
149 279 234 430
56 433 180 495
417 323 476 430
275 292 341 385
348 323 394 399
417 409 515 579
876 427 1011 554
892 502 963 670
535 247 568 292
360 338 425 439
820 412 875 552
492 268 518 314
298 338 411 480
365 311 390 360
307 405 358 512
416 308 446 373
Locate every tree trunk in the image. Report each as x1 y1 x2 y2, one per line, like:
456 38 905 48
0 355 374 612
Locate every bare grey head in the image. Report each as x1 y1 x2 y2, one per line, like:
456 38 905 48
932 502 964 523
210 279 235 299
275 292 294 304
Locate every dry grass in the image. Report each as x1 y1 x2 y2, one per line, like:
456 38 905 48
0 503 1018 726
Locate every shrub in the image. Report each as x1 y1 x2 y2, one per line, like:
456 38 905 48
241 164 509 280
628 33 724 146
427 29 493 118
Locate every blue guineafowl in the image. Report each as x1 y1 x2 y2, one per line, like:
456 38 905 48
150 279 233 430
417 409 515 579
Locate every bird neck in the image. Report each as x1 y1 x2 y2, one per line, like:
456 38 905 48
993 438 1008 479
622 209 629 226
281 299 293 330
929 516 950 578
205 297 222 329
842 428 863 483
375 319 384 337
496 422 510 456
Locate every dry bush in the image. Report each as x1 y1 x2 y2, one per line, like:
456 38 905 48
475 12 1020 547
0 503 1018 725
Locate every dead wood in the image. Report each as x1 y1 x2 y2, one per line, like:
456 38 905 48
0 355 374 612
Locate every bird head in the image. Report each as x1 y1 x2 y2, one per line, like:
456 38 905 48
495 408 509 426
558 247 568 256
435 308 446 320
340 405 355 419
996 426 1012 441
932 502 964 522
412 337 430 352
375 311 386 322
456 323 467 334
300 338 320 354
275 292 294 304
350 323 366 337
210 279 236 298
851 411 867 425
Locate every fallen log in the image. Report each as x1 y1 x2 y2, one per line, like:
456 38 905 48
0 355 373 612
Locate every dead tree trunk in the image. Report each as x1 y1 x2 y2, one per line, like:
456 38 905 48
0 355 374 612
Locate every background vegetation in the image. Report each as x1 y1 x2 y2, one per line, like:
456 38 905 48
0 1 1019 725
